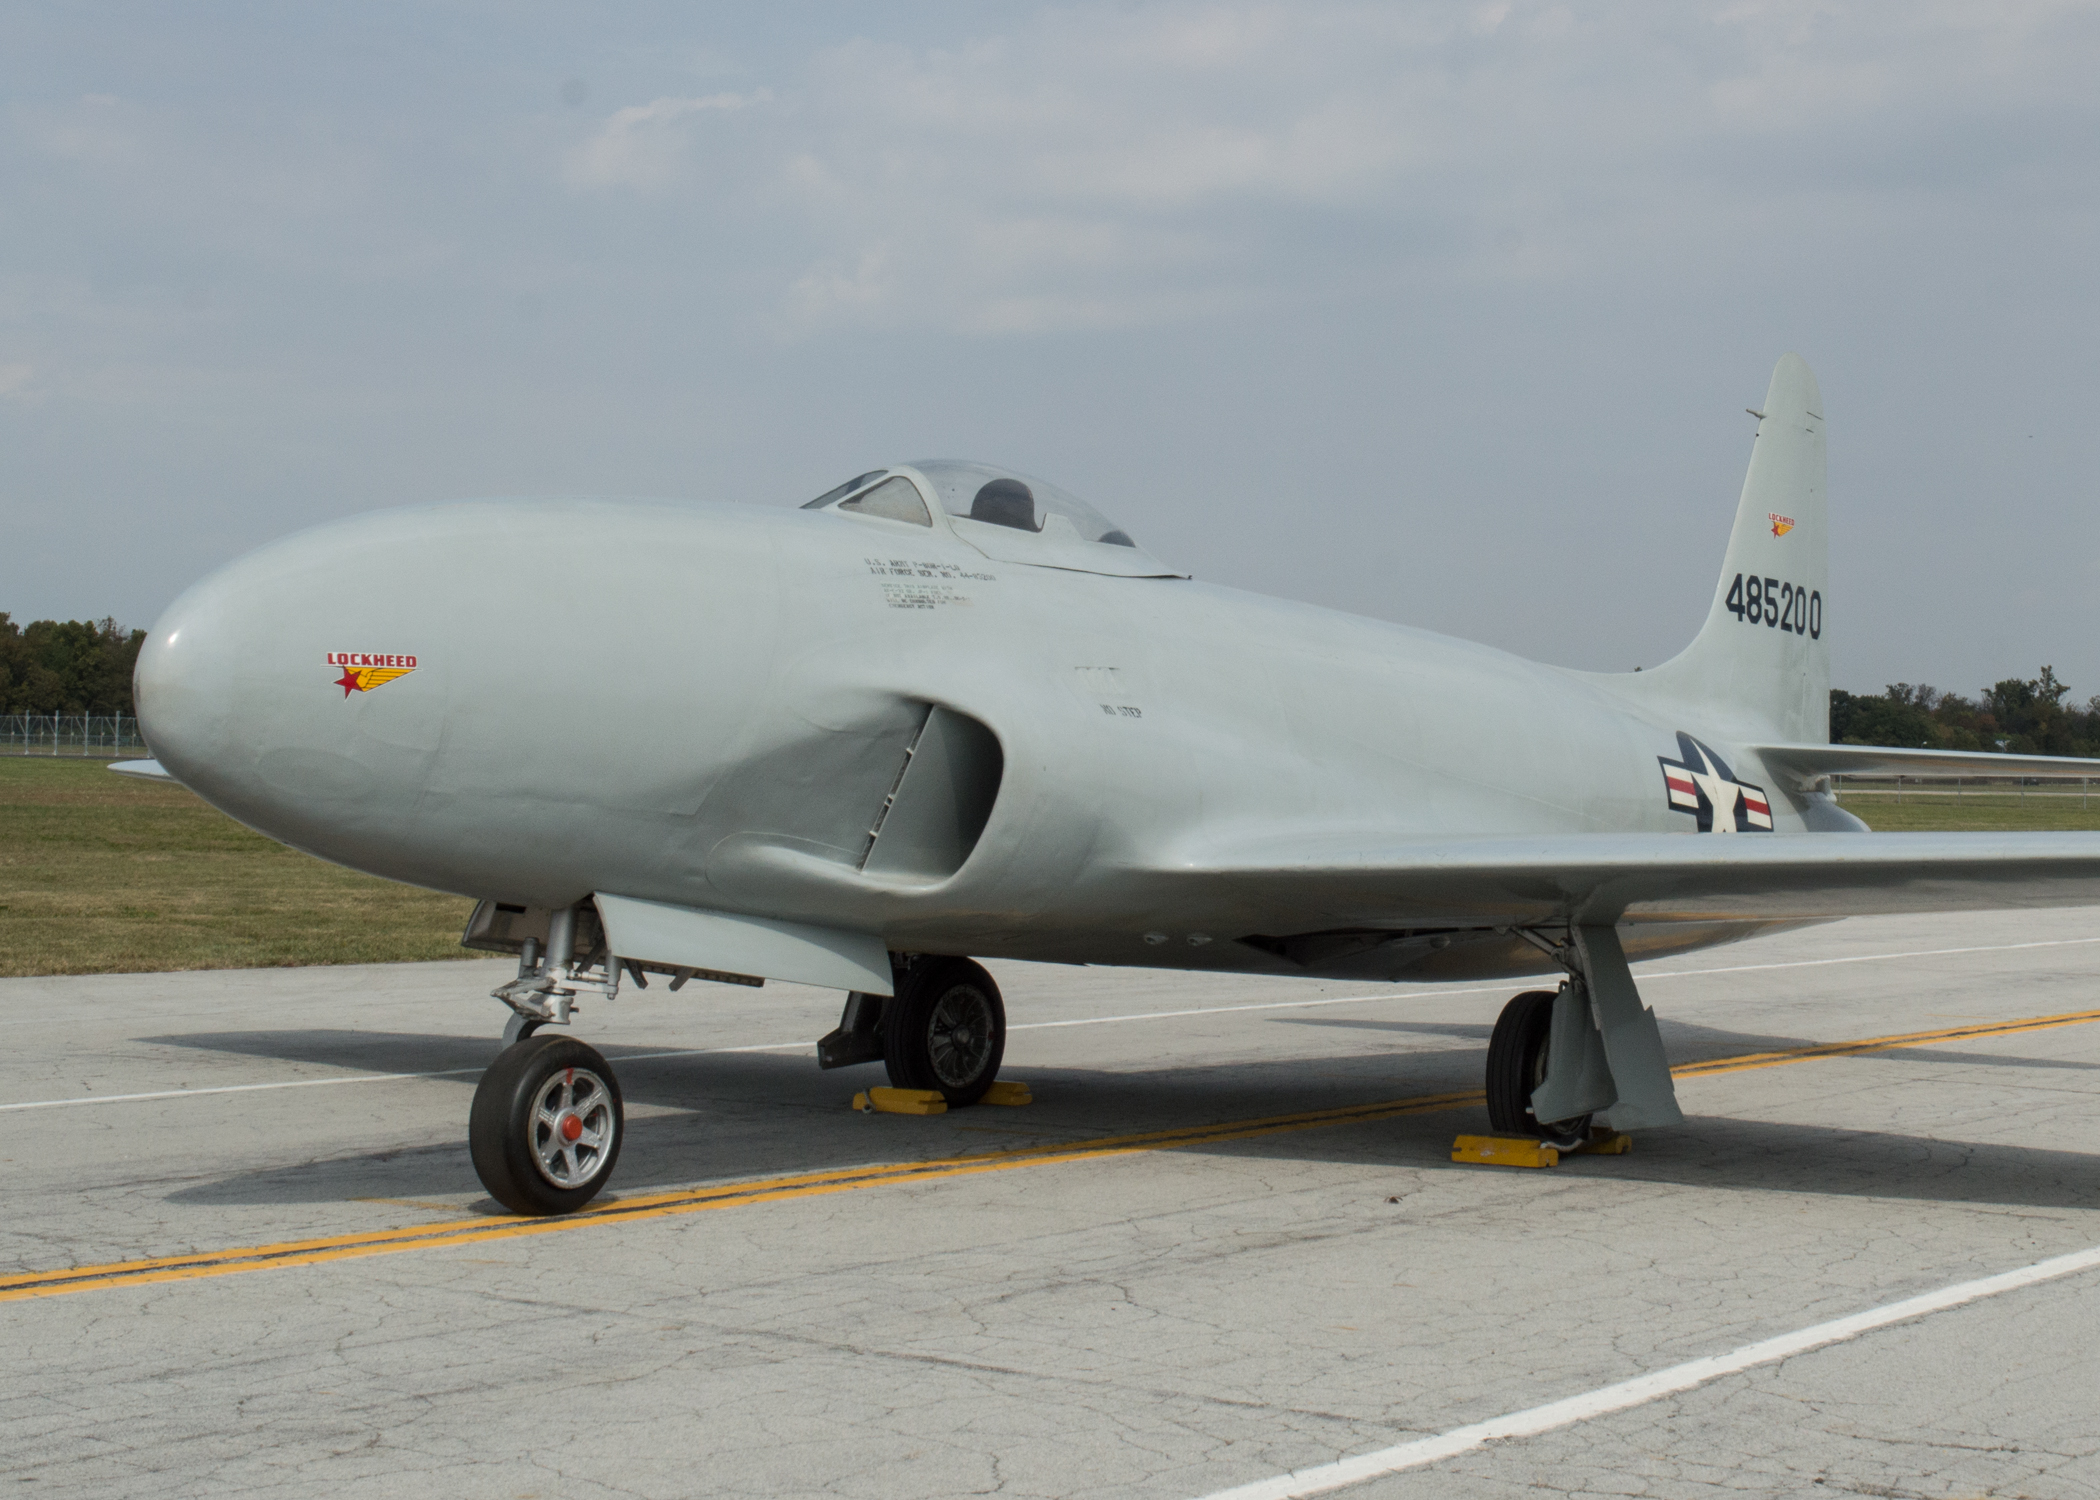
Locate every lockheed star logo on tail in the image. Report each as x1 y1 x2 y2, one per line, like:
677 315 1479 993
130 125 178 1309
328 651 417 697
1659 732 1772 832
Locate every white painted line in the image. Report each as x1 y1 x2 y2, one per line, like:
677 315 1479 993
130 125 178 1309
0 1072 484 1111
6 935 2097 1113
619 1041 808 1062
1193 1242 2100 1500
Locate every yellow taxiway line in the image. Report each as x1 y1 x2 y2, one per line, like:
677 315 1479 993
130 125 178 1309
4 1007 2097 1305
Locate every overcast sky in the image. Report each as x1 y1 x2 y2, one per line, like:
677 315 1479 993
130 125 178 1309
4 2 2097 701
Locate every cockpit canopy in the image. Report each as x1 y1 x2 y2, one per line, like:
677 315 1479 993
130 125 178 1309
904 461 1136 547
799 460 1177 578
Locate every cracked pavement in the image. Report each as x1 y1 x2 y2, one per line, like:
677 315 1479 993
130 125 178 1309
3 910 2098 1498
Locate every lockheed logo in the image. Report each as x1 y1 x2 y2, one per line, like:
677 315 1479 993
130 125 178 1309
327 651 418 698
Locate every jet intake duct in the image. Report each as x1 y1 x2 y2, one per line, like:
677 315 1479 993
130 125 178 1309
860 704 1004 883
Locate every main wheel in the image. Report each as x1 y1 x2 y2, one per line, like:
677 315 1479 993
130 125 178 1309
882 957 1006 1106
1484 988 1592 1144
470 1034 624 1215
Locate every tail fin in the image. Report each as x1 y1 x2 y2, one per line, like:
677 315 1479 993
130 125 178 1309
1623 354 1828 742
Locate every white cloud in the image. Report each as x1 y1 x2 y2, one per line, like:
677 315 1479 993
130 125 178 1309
23 4 2096 344
724 1 2100 334
562 91 771 191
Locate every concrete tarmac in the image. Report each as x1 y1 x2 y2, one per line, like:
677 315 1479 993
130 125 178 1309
3 909 2098 1498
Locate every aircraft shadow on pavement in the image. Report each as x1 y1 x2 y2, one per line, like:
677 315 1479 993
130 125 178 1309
1863 1048 2100 1072
151 1024 2100 1217
1269 1106 2100 1213
1290 1014 2100 1077
140 1010 1841 1088
141 1027 517 1078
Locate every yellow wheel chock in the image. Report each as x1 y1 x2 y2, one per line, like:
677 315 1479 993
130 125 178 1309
1452 1129 1632 1168
852 1080 1035 1115
854 1087 947 1115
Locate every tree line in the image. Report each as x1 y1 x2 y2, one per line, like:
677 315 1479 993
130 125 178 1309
1831 668 2100 758
0 615 148 716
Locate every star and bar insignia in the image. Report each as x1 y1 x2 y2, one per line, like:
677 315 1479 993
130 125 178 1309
1659 732 1772 832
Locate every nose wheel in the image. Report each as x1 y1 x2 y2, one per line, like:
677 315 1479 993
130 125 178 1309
470 1034 625 1215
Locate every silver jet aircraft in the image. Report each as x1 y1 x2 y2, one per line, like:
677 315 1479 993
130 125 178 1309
123 355 2100 1213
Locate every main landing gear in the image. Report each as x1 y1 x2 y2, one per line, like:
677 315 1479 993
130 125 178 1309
1485 989 1592 1149
819 956 1008 1106
883 957 1008 1105
1480 924 1688 1150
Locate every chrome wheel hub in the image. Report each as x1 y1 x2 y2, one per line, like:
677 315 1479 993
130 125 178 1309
531 1066 616 1188
927 986 996 1089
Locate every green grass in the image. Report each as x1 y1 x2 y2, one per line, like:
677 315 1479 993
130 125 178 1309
1834 790 2100 832
0 756 478 977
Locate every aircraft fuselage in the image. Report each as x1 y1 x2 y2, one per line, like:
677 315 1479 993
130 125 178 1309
138 496 1824 983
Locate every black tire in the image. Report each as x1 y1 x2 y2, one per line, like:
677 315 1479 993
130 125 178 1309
1484 988 1591 1142
882 957 1006 1105
470 1034 624 1216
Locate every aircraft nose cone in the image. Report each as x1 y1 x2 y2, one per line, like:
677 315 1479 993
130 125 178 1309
136 494 780 904
135 562 270 803
135 517 441 849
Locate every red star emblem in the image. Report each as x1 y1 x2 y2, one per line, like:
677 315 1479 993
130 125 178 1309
335 668 364 697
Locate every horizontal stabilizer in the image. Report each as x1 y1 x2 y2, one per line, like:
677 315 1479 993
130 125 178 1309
1152 830 2100 929
594 893 893 995
1754 743 2100 789
108 759 176 783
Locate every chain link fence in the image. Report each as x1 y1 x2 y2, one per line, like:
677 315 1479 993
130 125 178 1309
0 715 148 757
1832 772 2096 807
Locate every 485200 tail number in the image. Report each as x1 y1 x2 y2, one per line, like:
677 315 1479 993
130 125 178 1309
1726 573 1820 638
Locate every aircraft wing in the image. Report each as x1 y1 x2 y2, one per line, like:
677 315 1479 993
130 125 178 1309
1145 831 2100 929
1753 743 2100 788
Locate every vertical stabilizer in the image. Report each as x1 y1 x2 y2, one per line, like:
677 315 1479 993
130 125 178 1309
1626 355 1828 741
